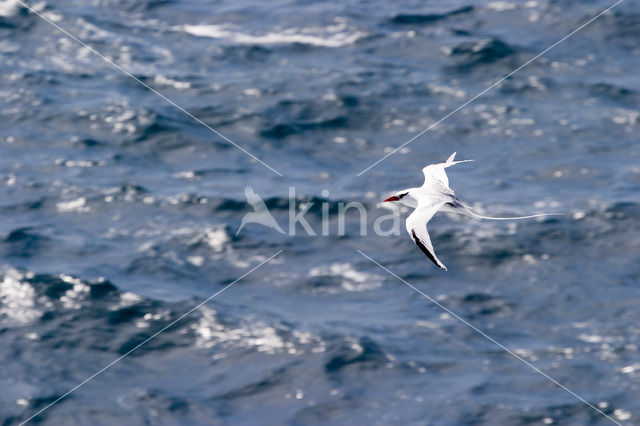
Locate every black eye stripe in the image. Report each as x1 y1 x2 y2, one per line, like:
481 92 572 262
398 192 408 199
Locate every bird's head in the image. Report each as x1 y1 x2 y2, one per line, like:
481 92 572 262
383 188 416 206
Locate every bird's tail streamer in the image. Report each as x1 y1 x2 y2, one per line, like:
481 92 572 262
455 202 563 221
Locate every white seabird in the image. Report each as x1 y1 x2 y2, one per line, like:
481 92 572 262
383 152 559 270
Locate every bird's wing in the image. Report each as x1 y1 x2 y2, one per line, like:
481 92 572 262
244 186 268 211
406 203 447 270
422 163 450 188
422 152 473 188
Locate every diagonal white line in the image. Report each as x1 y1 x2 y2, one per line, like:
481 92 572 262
356 0 625 176
18 250 283 425
356 250 621 426
14 0 283 177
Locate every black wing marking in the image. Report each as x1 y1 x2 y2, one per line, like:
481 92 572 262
411 229 447 271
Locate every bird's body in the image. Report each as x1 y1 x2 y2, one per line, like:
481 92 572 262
384 153 559 271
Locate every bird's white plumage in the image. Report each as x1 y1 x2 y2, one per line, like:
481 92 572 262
387 152 559 270
421 151 473 188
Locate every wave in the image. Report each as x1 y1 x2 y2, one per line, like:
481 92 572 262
0 0 21 18
444 37 517 70
260 116 349 139
390 5 474 25
603 10 640 43
0 267 326 354
446 292 515 319
325 336 390 373
177 23 366 48
1 227 50 258
582 82 640 107
307 262 383 293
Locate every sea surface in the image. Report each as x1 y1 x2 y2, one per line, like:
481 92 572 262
1 0 639 424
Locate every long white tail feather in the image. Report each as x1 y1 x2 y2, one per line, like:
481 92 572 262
445 152 474 167
457 203 562 220
448 159 474 166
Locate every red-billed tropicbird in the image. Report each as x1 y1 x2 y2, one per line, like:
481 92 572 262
383 152 559 271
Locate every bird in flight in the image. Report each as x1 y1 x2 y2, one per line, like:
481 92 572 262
237 186 285 235
383 152 559 271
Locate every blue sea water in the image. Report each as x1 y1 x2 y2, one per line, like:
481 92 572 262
1 0 639 424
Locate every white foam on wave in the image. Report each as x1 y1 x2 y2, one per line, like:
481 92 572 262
191 306 326 355
201 227 228 252
178 21 366 48
0 0 19 17
429 84 466 98
132 224 265 270
76 17 112 40
154 75 191 90
58 273 90 310
486 1 517 11
621 363 640 374
308 262 382 292
614 409 632 421
611 108 639 126
0 269 42 324
104 101 139 134
57 197 90 213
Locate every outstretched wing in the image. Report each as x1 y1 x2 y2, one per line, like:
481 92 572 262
245 186 268 211
406 204 447 271
422 162 451 188
422 152 473 188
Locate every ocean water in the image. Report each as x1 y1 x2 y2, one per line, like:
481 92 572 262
1 0 639 424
